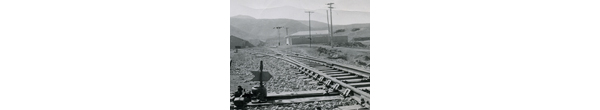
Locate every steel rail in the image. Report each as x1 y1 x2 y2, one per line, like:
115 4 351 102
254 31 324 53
247 51 370 101
276 55 370 99
287 55 370 78
287 54 370 73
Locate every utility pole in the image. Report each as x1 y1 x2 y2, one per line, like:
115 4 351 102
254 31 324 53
273 27 282 46
305 11 314 48
285 27 289 45
326 10 331 47
327 3 334 48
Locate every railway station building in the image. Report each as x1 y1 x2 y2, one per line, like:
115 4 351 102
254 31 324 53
285 30 348 45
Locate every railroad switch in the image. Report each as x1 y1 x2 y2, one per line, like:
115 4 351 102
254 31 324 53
251 86 267 102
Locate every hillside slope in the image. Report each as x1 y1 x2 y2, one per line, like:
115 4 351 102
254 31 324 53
231 16 369 41
230 25 254 39
231 16 311 39
230 5 369 25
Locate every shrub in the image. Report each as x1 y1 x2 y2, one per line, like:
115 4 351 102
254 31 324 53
334 29 345 33
352 37 369 41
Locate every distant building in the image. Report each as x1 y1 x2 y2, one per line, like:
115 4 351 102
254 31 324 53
285 30 348 45
230 35 254 49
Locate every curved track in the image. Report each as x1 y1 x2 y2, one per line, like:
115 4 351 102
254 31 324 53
253 49 371 108
287 55 370 78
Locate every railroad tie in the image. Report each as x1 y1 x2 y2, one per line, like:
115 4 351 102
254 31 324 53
341 79 364 83
328 73 353 77
320 69 340 72
324 71 345 74
357 87 370 91
348 82 370 87
333 76 361 80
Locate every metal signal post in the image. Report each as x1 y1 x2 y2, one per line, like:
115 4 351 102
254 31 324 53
259 61 263 87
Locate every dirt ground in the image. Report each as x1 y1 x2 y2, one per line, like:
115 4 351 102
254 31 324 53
230 48 363 110
230 48 319 94
277 44 370 70
230 50 256 93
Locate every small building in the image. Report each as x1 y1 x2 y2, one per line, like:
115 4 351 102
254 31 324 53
286 30 348 45
230 35 254 49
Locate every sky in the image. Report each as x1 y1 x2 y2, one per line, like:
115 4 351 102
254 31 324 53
230 0 370 12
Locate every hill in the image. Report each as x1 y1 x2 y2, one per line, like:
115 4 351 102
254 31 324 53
246 39 265 47
230 5 369 25
230 15 255 19
231 17 370 42
231 17 312 39
230 25 254 39
299 20 329 29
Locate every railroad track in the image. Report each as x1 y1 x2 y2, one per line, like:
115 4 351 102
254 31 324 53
287 54 370 78
260 49 371 108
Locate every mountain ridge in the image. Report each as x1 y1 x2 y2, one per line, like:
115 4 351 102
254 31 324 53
231 5 369 25
231 17 369 41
